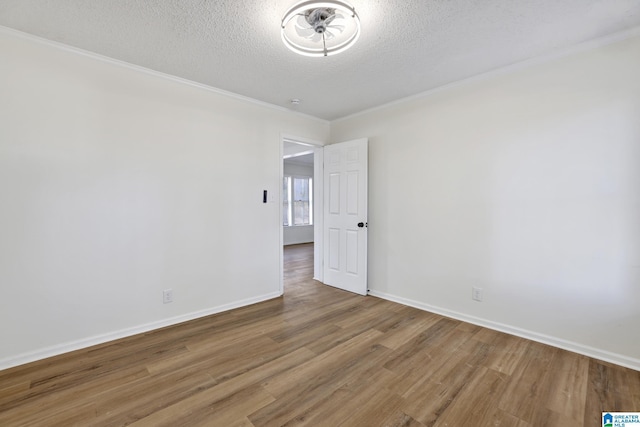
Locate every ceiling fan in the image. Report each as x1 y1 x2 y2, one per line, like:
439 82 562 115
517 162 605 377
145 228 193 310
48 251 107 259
281 1 361 57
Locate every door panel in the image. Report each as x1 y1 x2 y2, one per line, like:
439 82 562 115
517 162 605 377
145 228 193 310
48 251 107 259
328 228 340 271
329 173 341 214
346 230 358 274
347 172 358 214
323 138 368 295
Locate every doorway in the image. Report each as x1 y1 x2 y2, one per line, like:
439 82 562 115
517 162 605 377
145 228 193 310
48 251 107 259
280 136 324 295
279 136 369 296
283 144 314 246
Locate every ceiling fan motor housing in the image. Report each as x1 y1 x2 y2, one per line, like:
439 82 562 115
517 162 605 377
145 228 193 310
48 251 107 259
306 8 336 34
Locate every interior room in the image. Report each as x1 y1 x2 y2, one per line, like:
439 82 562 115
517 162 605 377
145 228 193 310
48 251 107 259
1 0 639 425
283 141 315 246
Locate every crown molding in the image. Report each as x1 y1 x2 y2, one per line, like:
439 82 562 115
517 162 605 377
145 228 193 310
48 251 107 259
2 23 639 130
333 25 640 123
0 25 329 125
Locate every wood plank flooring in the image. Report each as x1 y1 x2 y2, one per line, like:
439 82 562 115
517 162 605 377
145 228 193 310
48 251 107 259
1 243 639 426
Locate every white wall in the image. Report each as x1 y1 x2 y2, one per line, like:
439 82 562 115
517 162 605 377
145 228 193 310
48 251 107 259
283 160 314 245
0 28 329 369
331 35 640 369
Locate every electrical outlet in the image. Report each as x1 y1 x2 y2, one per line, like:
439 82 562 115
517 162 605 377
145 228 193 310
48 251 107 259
472 287 483 302
163 289 173 304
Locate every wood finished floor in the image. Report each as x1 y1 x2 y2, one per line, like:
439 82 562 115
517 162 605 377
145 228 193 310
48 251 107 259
1 243 639 426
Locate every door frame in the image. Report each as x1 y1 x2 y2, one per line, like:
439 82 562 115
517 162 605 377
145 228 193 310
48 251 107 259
280 134 325 295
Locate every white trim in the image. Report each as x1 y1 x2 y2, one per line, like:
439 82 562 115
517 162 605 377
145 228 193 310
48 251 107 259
368 290 640 372
0 25 328 125
0 291 281 371
333 25 640 124
279 136 285 296
5 23 638 125
283 158 314 167
281 134 326 147
312 146 324 282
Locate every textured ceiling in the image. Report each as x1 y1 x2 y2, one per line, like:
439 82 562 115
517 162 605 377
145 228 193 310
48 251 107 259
1 0 639 120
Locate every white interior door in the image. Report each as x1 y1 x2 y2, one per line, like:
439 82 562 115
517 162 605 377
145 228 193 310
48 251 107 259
323 138 368 295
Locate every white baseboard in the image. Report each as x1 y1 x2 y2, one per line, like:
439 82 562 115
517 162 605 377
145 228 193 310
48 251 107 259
0 291 282 371
283 240 314 246
5 289 637 372
368 290 640 372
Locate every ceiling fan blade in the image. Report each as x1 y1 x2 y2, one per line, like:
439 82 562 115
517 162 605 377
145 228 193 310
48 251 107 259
323 13 336 26
326 23 345 34
295 25 316 38
331 15 346 25
296 14 310 28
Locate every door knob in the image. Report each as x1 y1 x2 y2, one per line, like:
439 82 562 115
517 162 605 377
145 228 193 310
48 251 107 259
357 222 365 228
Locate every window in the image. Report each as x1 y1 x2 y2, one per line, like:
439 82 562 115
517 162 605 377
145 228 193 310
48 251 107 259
283 176 313 226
